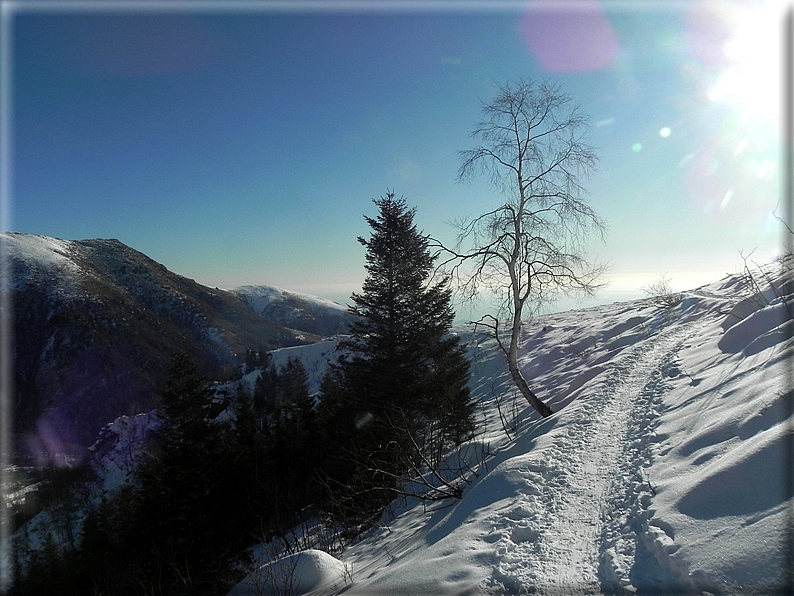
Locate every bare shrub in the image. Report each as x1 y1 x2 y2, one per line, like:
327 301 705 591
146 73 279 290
641 274 683 308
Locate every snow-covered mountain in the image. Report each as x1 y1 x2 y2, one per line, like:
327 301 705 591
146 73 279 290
3 232 329 461
232 285 356 337
228 257 793 595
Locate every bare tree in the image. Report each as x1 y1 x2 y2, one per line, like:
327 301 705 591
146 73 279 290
436 79 607 418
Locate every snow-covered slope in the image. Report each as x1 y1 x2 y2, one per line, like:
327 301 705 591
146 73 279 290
2 232 321 460
232 258 792 595
233 285 356 337
9 240 789 594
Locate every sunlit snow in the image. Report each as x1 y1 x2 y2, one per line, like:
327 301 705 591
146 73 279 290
5 254 790 594
229 259 792 595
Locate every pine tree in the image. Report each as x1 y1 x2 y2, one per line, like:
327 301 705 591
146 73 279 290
319 193 474 508
254 358 278 428
276 358 312 414
158 351 216 446
120 352 251 594
262 357 321 535
350 193 471 427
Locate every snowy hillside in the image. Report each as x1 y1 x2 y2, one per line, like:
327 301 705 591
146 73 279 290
231 259 792 595
2 232 322 458
2 233 81 291
233 284 356 337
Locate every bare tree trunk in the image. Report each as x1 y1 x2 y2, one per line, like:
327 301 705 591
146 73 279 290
507 305 554 418
507 189 554 419
507 359 554 418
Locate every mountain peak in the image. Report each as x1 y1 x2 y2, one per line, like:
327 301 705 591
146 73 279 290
232 284 355 337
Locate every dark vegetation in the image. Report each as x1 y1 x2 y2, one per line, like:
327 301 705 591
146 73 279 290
9 195 476 595
10 236 318 462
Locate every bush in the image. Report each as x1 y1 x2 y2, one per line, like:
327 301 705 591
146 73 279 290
642 274 683 308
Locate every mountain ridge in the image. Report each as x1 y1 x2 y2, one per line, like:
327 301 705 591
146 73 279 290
232 283 356 337
3 232 347 461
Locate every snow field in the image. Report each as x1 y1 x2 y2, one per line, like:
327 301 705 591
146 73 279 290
7 247 786 595
1 232 82 293
645 284 793 593
64 262 785 596
478 318 712 594
233 285 348 314
598 318 714 594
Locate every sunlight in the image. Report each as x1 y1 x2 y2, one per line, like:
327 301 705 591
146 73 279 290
681 1 784 227
706 3 783 126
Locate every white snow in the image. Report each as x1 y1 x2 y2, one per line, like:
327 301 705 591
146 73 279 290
88 411 163 495
229 336 342 399
268 338 342 395
233 284 349 314
1 232 74 269
1 232 81 290
228 258 792 595
5 242 790 595
228 549 351 596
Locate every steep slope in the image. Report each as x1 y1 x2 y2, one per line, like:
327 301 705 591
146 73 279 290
337 261 791 595
8 247 790 594
4 232 320 462
233 285 356 337
230 258 792 595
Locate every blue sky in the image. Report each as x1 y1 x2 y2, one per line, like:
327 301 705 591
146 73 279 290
5 1 785 315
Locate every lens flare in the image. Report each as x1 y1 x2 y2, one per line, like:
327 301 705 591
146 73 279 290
519 0 619 73
712 11 781 124
688 1 782 127
681 0 782 231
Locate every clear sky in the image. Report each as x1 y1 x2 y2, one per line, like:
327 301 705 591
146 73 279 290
4 0 786 317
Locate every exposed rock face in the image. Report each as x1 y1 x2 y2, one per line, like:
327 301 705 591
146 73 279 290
4 233 324 462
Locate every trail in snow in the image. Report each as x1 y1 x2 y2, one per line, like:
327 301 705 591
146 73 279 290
486 318 709 595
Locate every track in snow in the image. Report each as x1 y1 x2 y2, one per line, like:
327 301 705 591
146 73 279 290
485 319 707 595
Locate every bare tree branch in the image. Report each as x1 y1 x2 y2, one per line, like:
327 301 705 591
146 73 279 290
434 79 607 418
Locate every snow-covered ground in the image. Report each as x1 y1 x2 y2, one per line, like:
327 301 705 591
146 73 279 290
4 254 790 594
231 260 792 595
1 232 81 292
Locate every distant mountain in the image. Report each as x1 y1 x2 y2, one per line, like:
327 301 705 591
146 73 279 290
3 232 329 462
232 285 356 337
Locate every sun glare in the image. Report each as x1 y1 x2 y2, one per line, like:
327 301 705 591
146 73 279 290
706 4 782 125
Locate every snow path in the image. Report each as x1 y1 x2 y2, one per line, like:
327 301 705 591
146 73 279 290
487 318 709 595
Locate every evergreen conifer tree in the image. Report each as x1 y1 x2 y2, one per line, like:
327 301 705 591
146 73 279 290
119 352 251 594
319 193 474 507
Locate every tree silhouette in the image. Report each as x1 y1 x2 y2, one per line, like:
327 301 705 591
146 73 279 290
437 80 606 417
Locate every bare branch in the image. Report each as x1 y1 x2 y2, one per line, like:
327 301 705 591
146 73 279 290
437 79 607 418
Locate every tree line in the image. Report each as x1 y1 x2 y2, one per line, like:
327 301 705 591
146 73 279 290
10 194 475 596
